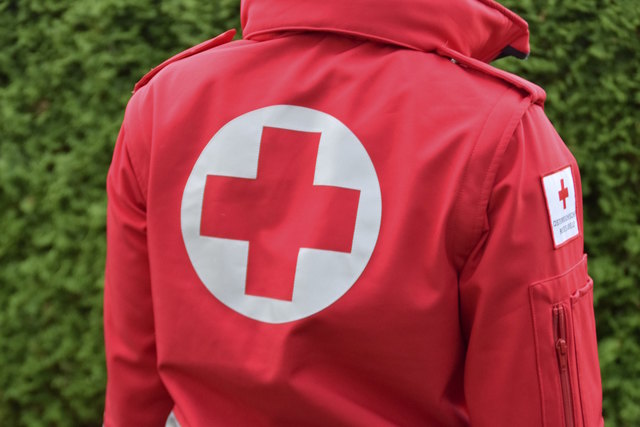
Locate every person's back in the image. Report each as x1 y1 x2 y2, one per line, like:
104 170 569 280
104 0 604 425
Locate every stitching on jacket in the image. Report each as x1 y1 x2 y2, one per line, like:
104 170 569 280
244 26 420 52
458 96 535 275
448 84 511 272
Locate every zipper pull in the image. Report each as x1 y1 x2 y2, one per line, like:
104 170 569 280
556 338 569 370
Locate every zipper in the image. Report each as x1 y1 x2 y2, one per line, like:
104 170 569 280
553 304 575 427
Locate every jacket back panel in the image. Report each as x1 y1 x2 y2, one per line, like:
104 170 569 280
105 29 597 426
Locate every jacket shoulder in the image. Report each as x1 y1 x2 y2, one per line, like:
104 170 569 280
133 29 236 93
436 46 546 105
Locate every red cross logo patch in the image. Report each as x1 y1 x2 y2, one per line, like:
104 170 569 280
181 105 382 323
541 166 579 248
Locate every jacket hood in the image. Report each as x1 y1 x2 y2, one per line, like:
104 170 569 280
241 0 530 63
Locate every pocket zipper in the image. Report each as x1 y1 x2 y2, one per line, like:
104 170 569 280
553 304 575 427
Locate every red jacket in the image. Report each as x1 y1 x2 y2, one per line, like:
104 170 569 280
104 0 604 425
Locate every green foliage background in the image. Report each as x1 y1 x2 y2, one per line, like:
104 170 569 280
0 0 637 425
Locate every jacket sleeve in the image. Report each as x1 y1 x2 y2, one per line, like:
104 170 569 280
459 104 604 426
104 103 174 426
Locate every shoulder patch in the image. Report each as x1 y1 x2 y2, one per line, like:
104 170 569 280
541 166 580 248
133 29 236 93
436 46 546 105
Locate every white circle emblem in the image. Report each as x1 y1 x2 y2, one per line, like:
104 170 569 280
181 105 381 323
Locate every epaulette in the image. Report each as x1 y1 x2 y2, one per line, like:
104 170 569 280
133 29 236 93
436 46 546 105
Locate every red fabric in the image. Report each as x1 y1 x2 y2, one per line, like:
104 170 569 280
241 0 530 62
200 127 360 300
104 0 603 425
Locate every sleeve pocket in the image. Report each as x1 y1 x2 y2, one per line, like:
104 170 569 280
528 255 604 427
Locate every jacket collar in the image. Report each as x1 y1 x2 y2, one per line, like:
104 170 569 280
241 0 529 63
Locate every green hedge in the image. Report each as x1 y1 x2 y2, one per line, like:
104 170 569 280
0 0 637 425
0 1 240 425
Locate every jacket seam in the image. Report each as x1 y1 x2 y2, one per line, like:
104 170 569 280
436 46 545 104
115 118 148 212
126 86 153 203
479 98 535 230
124 142 146 209
244 26 420 52
448 85 511 271
134 29 236 93
458 96 535 274
529 254 589 292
